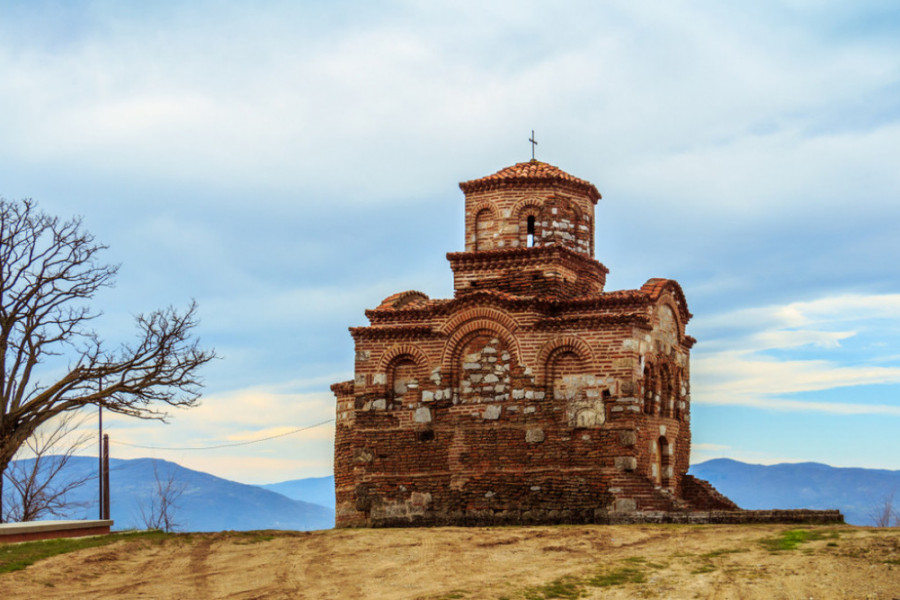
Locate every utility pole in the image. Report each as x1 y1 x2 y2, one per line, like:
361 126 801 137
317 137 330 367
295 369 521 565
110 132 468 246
102 434 110 520
98 404 103 520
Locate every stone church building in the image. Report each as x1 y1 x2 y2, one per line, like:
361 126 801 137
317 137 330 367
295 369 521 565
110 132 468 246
331 159 741 527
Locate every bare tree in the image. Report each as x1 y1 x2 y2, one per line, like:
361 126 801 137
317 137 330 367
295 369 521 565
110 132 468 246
869 490 898 528
2 412 92 522
137 462 185 533
0 198 216 522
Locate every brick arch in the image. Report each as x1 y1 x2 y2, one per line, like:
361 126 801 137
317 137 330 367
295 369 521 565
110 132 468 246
469 201 498 219
376 290 430 310
641 278 692 329
511 196 545 218
440 318 521 377
535 335 594 385
377 342 431 374
438 306 520 337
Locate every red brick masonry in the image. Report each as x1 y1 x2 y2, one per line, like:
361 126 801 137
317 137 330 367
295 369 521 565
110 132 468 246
333 160 843 527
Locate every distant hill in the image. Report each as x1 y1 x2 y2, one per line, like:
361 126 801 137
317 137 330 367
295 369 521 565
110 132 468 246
689 458 900 526
7 456 896 530
259 475 335 509
3 456 334 532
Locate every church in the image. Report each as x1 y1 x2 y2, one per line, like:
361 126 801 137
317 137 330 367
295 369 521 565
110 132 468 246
332 158 741 527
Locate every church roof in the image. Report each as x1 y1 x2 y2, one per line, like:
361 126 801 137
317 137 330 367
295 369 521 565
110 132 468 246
459 160 601 202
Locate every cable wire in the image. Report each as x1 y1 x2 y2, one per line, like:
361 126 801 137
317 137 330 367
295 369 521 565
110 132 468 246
110 418 335 450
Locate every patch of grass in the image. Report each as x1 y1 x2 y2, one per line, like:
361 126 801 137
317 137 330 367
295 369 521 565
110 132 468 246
759 529 838 552
689 547 748 574
523 575 582 599
884 558 900 565
0 530 169 574
691 564 717 574
435 591 468 600
515 560 651 599
586 566 645 587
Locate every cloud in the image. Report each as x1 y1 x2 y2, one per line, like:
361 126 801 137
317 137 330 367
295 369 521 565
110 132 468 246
691 292 900 414
4 1 899 477
72 381 338 482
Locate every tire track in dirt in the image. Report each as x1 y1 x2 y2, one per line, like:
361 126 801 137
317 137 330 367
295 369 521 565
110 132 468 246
189 536 213 597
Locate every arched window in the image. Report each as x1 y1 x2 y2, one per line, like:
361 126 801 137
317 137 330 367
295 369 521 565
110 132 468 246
643 364 657 415
673 372 682 420
474 208 494 251
517 208 540 248
390 358 418 403
656 437 671 486
659 364 673 418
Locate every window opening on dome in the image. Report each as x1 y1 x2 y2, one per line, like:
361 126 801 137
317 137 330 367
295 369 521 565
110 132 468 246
527 215 535 247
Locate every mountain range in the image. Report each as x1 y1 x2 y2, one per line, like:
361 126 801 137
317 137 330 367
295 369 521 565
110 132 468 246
3 456 333 532
689 458 900 526
4 456 897 530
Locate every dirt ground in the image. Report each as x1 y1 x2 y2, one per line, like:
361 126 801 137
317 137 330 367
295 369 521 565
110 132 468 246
2 524 899 599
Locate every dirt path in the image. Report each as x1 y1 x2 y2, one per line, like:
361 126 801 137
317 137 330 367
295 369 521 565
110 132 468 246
2 525 899 599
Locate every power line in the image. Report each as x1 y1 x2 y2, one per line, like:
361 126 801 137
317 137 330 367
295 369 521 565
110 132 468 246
110 419 335 450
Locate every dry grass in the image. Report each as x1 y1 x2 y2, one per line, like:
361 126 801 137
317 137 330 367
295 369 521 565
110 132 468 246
1 524 898 599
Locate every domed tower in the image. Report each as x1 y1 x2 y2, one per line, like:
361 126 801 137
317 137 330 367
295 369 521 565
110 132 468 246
331 158 739 528
450 160 608 298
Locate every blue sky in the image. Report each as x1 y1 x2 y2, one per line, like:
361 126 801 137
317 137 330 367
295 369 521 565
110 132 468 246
1 1 898 484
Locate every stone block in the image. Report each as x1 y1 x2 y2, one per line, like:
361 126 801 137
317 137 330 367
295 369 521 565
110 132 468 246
372 399 386 410
614 498 637 512
483 405 502 420
619 430 636 447
372 373 386 385
422 390 434 403
525 428 545 443
614 457 637 472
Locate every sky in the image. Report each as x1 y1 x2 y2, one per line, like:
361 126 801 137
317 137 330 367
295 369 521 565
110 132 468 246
1 0 899 484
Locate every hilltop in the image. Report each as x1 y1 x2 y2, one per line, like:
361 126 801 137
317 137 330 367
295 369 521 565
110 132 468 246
2 523 898 599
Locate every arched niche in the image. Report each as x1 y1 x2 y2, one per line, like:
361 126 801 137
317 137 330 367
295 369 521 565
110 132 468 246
474 207 495 251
